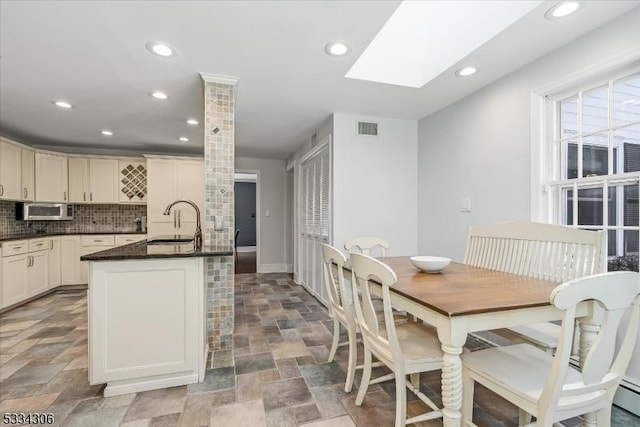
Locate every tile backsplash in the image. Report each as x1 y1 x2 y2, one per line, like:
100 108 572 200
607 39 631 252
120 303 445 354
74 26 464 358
0 201 147 238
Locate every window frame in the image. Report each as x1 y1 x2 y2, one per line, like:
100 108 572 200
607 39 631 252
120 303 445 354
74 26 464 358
530 50 640 267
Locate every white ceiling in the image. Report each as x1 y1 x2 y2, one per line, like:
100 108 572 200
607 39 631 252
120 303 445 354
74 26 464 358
1 1 638 159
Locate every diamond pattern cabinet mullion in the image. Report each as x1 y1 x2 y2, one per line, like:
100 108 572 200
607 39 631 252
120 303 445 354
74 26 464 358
118 160 147 203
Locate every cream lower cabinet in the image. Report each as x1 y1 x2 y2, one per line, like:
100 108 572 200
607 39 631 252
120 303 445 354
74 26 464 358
2 254 28 308
60 236 82 285
1 239 49 308
88 257 204 396
27 250 48 297
81 235 116 283
114 235 147 245
48 237 61 287
0 139 22 200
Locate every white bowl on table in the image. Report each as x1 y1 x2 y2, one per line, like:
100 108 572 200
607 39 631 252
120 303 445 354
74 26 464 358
410 256 451 273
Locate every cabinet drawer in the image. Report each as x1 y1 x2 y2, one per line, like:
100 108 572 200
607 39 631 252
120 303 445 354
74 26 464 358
28 238 49 252
82 235 115 246
2 240 28 257
115 235 146 245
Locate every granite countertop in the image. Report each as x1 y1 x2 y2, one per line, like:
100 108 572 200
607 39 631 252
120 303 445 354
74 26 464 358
80 236 233 261
0 231 146 243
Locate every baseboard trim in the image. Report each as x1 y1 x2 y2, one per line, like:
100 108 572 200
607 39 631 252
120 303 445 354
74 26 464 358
614 378 640 416
257 263 288 273
102 372 199 397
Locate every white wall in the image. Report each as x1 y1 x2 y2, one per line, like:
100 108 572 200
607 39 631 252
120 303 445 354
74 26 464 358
417 8 640 262
235 157 288 272
333 113 418 256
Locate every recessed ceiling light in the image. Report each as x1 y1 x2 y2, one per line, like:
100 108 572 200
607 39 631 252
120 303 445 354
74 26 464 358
455 66 477 77
186 118 199 125
146 42 176 57
325 41 350 56
179 137 189 142
53 100 73 109
150 91 168 100
545 1 581 20
100 130 113 136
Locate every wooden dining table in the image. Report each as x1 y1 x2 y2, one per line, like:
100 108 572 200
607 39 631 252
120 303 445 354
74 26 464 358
343 257 596 427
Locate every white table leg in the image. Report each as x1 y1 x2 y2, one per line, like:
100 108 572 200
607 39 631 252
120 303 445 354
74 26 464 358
437 319 468 427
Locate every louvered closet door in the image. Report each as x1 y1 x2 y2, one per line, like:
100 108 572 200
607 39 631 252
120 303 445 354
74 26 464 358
299 144 331 306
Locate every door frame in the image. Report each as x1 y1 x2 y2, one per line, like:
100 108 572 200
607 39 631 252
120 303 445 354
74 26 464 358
234 169 260 270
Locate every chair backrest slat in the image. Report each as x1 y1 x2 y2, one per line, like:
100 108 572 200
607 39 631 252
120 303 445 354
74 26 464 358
349 253 400 365
542 272 640 416
321 244 353 322
464 222 605 282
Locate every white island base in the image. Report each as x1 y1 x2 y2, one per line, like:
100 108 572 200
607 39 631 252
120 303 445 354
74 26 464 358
88 257 206 397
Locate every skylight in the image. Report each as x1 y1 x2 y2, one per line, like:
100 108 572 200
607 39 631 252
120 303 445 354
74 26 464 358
345 0 542 88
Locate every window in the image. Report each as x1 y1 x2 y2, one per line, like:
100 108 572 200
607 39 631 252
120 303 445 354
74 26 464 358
544 69 640 271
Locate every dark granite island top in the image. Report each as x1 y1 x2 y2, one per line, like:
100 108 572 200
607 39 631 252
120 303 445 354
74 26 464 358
81 237 233 261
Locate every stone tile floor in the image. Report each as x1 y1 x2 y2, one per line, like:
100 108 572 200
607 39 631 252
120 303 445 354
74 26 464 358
1 273 638 426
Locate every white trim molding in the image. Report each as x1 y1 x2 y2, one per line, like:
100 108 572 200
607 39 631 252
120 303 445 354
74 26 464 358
199 73 240 102
258 263 291 273
529 46 640 223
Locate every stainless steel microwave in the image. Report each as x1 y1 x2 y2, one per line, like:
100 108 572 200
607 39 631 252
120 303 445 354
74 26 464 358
16 202 74 221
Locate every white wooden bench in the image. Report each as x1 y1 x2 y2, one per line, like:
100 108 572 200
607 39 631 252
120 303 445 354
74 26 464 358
464 222 605 353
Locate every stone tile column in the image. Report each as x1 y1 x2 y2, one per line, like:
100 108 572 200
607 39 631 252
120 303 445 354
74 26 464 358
201 73 238 351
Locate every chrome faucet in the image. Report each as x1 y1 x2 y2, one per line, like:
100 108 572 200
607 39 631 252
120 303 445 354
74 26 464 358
163 200 202 249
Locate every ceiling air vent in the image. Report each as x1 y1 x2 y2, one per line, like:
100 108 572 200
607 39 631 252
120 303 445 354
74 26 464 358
357 121 378 137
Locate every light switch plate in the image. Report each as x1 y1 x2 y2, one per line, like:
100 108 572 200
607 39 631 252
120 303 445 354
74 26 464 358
461 197 472 212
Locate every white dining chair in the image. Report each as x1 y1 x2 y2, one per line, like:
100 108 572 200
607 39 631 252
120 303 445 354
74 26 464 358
322 243 360 393
464 221 605 354
461 271 640 427
344 236 390 257
349 253 443 427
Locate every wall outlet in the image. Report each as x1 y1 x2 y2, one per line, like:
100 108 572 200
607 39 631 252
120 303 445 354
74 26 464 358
265 210 271 217
461 197 472 212
214 216 224 231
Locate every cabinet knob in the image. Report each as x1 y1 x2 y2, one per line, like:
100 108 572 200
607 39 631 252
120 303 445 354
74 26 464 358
84 192 87 201
90 192 93 201
0 184 4 196
23 188 28 198
63 191 67 201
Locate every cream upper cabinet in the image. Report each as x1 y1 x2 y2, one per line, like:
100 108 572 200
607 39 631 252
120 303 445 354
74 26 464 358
177 160 204 220
68 158 90 203
146 158 203 238
89 158 119 203
0 140 22 200
35 153 68 202
21 148 35 201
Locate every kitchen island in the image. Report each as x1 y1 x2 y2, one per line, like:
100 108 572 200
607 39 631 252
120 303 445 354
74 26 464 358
81 237 232 397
